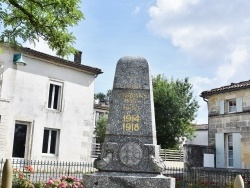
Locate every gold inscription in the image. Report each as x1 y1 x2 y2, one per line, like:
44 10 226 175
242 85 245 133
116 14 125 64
123 105 140 111
123 115 140 131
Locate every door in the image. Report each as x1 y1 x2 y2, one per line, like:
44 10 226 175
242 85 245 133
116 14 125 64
12 123 27 158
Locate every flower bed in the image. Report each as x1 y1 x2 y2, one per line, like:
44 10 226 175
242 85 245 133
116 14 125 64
12 166 83 188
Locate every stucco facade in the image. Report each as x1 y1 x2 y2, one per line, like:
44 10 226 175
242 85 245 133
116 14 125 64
185 124 208 146
201 81 250 169
0 45 102 162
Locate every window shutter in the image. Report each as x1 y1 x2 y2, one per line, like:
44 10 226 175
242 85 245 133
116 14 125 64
236 98 243 112
219 100 224 114
215 133 225 168
233 133 241 168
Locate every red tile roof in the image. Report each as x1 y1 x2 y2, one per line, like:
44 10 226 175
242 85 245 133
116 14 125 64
200 79 250 97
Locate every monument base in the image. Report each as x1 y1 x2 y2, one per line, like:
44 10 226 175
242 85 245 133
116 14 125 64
83 172 175 188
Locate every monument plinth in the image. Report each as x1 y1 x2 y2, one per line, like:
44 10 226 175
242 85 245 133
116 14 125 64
84 57 175 188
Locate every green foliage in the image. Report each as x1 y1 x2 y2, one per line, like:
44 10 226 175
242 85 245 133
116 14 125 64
94 114 108 143
94 92 106 101
153 74 199 149
94 90 112 102
13 166 35 188
0 0 84 57
12 165 83 187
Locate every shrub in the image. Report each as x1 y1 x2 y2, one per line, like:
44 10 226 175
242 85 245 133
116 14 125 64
13 166 35 188
12 166 83 188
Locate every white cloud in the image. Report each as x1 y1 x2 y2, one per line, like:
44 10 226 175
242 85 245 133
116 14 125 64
148 0 250 123
148 0 250 61
149 0 199 15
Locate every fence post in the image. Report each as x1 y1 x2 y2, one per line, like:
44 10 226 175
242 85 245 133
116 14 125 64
68 162 71 176
234 175 244 188
1 159 13 188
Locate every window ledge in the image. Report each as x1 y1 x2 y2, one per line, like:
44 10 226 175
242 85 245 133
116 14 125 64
0 98 10 103
41 154 58 157
46 109 62 114
209 111 248 117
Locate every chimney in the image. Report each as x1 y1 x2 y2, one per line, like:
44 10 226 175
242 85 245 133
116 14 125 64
74 50 82 64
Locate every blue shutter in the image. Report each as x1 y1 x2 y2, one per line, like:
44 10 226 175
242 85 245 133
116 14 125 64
219 100 224 114
236 98 243 112
233 133 241 168
215 133 225 168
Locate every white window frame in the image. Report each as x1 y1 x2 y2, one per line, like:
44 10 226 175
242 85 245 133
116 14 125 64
228 99 236 113
225 134 233 168
47 80 63 111
216 133 241 168
42 128 60 155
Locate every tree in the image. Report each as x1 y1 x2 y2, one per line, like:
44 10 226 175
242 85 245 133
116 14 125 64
94 90 112 104
153 74 199 149
94 114 108 143
0 0 84 57
94 92 106 101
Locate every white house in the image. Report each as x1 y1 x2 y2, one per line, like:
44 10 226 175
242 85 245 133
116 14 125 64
185 124 208 146
0 45 102 162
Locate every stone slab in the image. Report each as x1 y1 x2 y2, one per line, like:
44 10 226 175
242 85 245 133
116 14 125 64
94 57 164 173
105 56 156 144
88 56 175 188
83 172 175 188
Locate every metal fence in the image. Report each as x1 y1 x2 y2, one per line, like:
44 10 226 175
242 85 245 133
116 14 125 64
2 158 250 187
164 167 250 188
0 158 96 183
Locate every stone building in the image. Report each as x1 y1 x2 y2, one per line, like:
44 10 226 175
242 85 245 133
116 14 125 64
0 45 102 161
200 80 250 168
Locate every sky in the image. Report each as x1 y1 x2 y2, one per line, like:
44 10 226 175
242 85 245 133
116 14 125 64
25 0 250 124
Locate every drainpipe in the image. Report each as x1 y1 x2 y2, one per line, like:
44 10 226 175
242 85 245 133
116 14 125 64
203 97 208 103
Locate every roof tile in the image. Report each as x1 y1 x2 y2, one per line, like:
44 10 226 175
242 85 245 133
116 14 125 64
200 79 250 97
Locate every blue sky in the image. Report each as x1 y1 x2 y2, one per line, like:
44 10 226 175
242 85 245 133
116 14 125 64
26 0 250 124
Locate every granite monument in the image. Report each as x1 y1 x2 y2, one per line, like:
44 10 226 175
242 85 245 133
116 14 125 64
84 56 175 188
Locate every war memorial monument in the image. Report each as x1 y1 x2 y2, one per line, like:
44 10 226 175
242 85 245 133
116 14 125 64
84 56 175 188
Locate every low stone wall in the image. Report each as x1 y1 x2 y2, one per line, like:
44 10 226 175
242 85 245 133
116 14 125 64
183 144 215 167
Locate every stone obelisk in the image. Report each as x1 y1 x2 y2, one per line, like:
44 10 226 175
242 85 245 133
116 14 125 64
84 56 175 188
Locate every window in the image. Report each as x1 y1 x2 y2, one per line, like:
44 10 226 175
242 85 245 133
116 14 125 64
42 129 59 155
226 134 233 167
95 112 104 125
215 133 241 168
12 123 28 158
219 98 242 114
228 99 236 113
48 81 63 111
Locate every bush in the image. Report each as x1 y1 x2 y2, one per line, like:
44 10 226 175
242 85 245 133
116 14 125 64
12 166 83 188
13 166 35 188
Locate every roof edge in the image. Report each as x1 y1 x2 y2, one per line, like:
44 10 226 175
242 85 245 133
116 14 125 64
2 44 103 75
200 80 250 98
